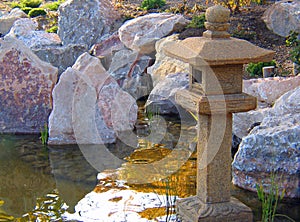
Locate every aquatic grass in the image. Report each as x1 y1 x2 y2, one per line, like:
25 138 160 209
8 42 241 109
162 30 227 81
256 172 295 222
164 177 177 222
40 123 48 145
152 174 179 222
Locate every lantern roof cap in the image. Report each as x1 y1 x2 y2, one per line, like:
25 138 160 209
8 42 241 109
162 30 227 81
164 5 274 66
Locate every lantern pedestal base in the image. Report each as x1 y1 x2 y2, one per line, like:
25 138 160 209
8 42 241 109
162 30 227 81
176 196 253 222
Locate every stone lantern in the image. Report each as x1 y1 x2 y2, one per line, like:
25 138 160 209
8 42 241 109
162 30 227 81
163 5 274 222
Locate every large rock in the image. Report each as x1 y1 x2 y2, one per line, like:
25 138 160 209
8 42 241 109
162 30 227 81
147 35 189 86
243 76 300 106
108 48 153 99
145 72 189 115
263 0 300 37
0 8 28 36
91 32 125 70
48 53 137 145
119 13 189 55
233 76 300 138
33 44 88 75
233 108 272 139
58 0 120 48
272 85 300 115
5 18 85 75
0 37 58 133
5 18 61 49
232 87 300 198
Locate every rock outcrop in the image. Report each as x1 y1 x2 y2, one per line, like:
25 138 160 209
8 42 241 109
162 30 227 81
263 0 300 37
232 86 300 198
48 53 137 145
0 8 28 36
119 13 189 55
58 0 120 48
0 37 58 133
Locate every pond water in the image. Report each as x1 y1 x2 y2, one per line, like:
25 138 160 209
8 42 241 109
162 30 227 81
0 107 299 221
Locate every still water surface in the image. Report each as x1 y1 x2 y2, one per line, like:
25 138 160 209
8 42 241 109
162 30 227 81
0 117 299 221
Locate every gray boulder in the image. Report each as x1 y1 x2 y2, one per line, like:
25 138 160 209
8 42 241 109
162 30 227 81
0 8 28 36
263 0 300 37
0 37 58 133
108 48 153 100
33 44 88 75
5 18 61 49
145 72 189 115
5 18 87 75
232 86 300 198
58 0 120 48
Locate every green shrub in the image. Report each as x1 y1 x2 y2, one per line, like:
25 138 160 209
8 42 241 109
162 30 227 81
20 0 42 8
21 7 32 14
42 2 60 11
10 1 22 8
286 31 300 65
28 8 46 17
46 26 58 33
141 0 166 10
187 14 205 29
246 60 276 77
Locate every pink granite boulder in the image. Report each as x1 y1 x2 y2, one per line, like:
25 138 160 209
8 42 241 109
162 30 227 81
119 13 189 54
48 53 137 145
0 37 58 133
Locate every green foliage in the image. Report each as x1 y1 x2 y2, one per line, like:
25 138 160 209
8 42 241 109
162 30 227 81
286 31 300 65
42 1 60 11
232 24 256 40
162 177 177 222
28 7 46 17
21 6 32 14
46 25 58 33
20 0 42 8
141 0 166 10
187 14 205 29
40 123 48 145
10 1 22 8
246 60 276 77
256 172 295 222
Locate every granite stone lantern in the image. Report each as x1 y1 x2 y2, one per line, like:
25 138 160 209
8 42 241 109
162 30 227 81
164 5 274 222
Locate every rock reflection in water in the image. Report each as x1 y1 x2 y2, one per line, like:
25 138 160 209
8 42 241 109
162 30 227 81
0 135 55 217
